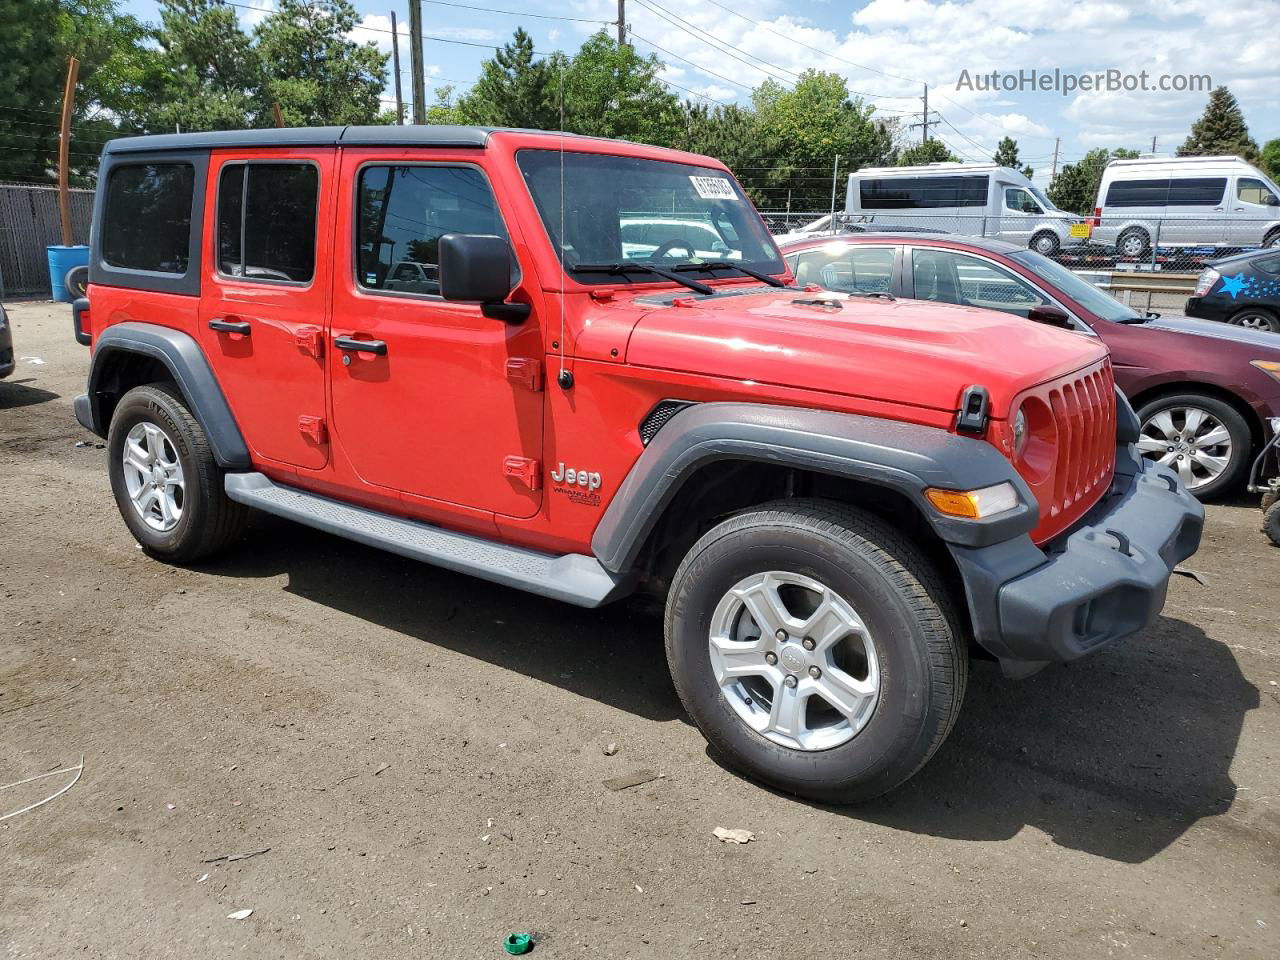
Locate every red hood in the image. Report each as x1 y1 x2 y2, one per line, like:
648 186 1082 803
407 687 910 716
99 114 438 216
624 288 1109 416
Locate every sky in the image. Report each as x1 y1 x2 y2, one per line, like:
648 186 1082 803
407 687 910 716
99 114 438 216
120 0 1278 188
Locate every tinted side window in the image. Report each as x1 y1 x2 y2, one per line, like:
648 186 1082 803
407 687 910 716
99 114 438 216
218 164 318 283
102 163 195 273
1105 178 1168 207
913 249 1046 315
860 175 986 209
357 165 508 293
1004 187 1042 213
1166 177 1225 206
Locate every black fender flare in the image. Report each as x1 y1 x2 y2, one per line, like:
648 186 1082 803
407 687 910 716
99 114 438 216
591 402 1039 575
79 322 250 469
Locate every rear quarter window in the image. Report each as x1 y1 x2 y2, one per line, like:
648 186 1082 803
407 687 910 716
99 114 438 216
101 163 196 273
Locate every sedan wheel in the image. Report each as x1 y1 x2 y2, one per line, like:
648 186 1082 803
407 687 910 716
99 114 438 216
1229 309 1279 333
1137 405 1234 493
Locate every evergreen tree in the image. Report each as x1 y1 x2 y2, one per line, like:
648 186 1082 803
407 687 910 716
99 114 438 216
254 0 390 127
151 0 264 131
1047 147 1138 215
992 136 1033 178
897 139 957 165
455 29 557 129
1178 87 1258 160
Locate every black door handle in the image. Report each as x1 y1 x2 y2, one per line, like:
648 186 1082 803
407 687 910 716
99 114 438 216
209 318 251 335
334 336 387 355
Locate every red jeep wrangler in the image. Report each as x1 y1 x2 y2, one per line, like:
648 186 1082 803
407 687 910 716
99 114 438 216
72 127 1203 802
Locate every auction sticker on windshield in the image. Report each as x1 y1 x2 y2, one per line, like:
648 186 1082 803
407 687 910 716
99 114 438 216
689 175 737 200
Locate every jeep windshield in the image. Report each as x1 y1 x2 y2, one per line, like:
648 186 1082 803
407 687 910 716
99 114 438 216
516 149 784 286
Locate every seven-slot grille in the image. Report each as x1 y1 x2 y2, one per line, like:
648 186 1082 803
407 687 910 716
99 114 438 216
1023 359 1117 542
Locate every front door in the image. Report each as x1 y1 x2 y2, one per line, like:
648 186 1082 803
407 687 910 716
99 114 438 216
1229 176 1280 246
199 151 333 470
328 151 545 519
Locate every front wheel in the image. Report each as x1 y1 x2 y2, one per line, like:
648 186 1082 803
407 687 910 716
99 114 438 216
107 383 247 562
1265 502 1280 547
1136 393 1251 499
664 500 967 804
1030 231 1060 256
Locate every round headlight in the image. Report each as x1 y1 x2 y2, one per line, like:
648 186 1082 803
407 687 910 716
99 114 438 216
1012 407 1029 458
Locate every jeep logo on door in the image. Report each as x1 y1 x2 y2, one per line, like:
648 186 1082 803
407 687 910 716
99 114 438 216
550 462 603 506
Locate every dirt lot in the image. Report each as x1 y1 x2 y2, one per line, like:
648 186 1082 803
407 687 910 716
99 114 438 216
1 300 1278 959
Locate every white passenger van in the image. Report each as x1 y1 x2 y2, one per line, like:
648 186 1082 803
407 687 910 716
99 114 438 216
845 163 1084 255
1091 156 1280 257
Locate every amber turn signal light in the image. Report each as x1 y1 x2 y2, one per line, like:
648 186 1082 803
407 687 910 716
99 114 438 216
924 482 1019 519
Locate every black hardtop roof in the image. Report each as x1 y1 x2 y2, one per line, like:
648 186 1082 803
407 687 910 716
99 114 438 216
102 124 609 155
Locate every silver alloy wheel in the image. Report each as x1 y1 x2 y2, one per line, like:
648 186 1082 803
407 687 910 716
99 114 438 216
708 571 879 752
1032 233 1058 255
1119 231 1149 258
1137 406 1232 490
122 421 185 532
1232 311 1277 332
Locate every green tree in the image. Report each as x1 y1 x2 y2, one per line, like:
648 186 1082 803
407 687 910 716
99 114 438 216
1046 147 1139 215
992 136 1033 178
750 71 894 208
0 0 162 183
1178 86 1258 160
455 28 557 129
1259 138 1280 181
897 139 958 165
676 102 762 196
254 0 390 126
557 32 681 144
150 0 264 132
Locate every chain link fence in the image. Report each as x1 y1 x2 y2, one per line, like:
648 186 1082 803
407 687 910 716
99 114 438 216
0 183 94 299
758 210 1280 276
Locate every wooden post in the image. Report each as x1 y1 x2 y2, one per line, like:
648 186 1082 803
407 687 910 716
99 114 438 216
57 56 80 247
408 0 426 124
272 101 285 128
390 10 405 125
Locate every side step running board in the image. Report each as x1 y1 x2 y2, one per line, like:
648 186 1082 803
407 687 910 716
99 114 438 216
224 473 632 608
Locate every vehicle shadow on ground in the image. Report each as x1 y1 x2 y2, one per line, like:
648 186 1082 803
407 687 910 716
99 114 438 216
200 514 683 722
204 517 1258 863
812 617 1259 863
0 379 59 409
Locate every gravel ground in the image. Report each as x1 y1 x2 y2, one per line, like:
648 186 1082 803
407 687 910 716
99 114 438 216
1 300 1277 959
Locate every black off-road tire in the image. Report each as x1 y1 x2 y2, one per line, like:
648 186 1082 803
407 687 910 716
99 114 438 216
1265 502 1280 547
1263 488 1280 513
64 264 89 300
664 499 967 804
107 382 247 562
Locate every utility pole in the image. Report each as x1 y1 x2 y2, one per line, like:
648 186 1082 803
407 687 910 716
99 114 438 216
921 84 929 141
829 156 841 224
408 0 427 124
617 0 627 45
1050 137 1060 178
391 9 405 125
1151 135 1158 154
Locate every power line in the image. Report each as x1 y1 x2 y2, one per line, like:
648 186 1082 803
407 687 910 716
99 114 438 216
631 0 796 87
628 30 753 95
419 0 611 24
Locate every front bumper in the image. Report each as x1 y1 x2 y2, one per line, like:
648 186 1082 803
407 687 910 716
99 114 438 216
951 445 1204 675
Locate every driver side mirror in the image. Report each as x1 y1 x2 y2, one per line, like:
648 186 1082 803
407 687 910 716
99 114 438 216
438 233 529 323
1027 304 1074 329
1265 194 1279 207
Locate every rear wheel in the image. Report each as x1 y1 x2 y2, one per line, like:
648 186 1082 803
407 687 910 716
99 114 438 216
1136 393 1251 499
1263 228 1280 249
1117 227 1151 259
1030 231 1060 256
1228 307 1279 333
664 500 967 804
107 383 247 562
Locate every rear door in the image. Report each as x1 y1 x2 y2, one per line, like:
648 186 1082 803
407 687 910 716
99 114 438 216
199 151 333 470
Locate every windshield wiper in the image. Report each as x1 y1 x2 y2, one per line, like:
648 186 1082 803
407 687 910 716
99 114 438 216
569 262 714 295
672 261 787 288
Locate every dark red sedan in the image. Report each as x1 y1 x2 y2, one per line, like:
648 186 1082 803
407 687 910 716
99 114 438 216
780 233 1280 498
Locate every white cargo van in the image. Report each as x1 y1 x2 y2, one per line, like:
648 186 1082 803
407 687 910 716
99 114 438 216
1091 156 1280 257
845 163 1084 254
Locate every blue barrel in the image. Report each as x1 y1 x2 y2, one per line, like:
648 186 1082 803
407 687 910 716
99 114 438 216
47 245 90 302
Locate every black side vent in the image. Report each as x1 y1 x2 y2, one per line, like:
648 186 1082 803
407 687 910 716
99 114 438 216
639 400 695 446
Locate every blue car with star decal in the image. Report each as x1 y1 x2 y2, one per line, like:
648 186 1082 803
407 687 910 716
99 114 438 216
1187 248 1280 333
